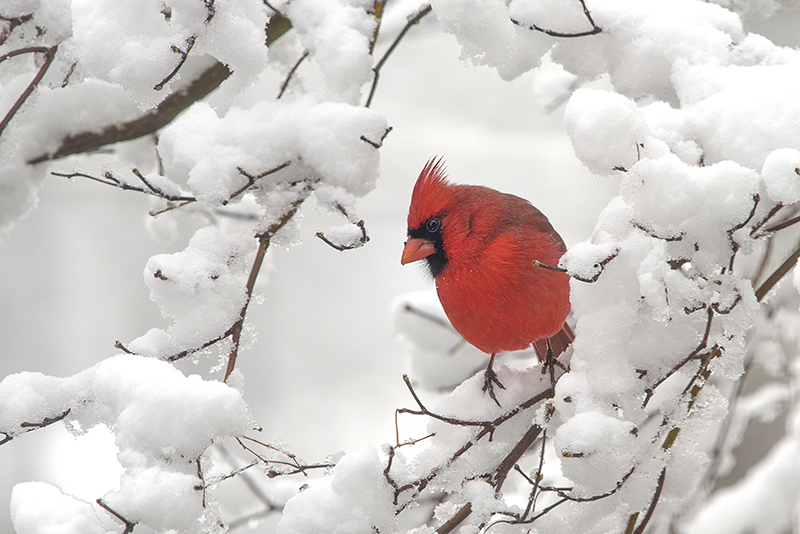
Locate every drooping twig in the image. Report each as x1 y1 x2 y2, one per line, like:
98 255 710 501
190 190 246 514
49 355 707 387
360 126 393 148
633 221 685 242
0 45 58 140
510 0 602 38
315 202 370 251
532 248 619 283
365 4 433 107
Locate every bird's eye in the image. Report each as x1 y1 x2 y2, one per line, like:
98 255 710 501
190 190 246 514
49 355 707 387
425 217 441 233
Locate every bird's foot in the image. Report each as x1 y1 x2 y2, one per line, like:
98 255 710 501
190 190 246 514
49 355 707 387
482 366 506 407
541 344 568 388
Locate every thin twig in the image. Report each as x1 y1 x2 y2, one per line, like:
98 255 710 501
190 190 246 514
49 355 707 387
236 436 334 477
216 444 280 510
155 35 197 91
1 409 71 446
368 0 387 54
0 45 58 140
277 50 309 99
224 186 311 380
519 432 548 520
393 374 556 511
230 160 293 201
754 240 800 302
764 213 800 233
631 468 666 534
315 202 371 251
510 0 601 38
360 126 393 148
533 249 619 283
642 307 714 409
97 498 136 534
751 202 784 236
365 4 432 107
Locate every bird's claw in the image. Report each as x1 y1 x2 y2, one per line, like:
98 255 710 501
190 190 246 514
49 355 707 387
482 367 506 407
541 346 568 388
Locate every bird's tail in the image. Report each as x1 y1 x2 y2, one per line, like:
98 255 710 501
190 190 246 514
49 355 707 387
533 322 575 362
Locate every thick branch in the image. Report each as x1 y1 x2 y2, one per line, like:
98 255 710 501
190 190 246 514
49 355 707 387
27 61 232 164
27 12 293 165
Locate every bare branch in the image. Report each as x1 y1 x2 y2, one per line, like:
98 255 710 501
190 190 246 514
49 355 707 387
236 436 334 477
365 4 433 107
315 202 371 251
360 126 393 148
510 0 601 38
97 498 137 534
28 61 232 165
277 50 309 99
754 240 800 302
629 468 666 534
224 184 311 380
0 13 33 46
155 35 198 91
533 248 619 283
391 373 557 520
26 11 293 165
642 307 714 409
2 409 71 446
52 169 195 202
0 45 58 140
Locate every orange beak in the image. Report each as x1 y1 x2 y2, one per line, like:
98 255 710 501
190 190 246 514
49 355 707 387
401 237 436 265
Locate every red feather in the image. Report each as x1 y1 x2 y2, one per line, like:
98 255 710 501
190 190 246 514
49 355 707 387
402 158 572 362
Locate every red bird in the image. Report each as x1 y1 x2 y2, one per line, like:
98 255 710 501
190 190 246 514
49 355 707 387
401 158 573 403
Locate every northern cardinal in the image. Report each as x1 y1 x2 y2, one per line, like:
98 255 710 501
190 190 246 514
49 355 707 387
401 158 573 403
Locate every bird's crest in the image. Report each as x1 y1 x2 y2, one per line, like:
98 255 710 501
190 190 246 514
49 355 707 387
408 157 452 230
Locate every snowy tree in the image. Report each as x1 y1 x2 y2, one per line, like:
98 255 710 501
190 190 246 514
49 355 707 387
1 0 800 533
